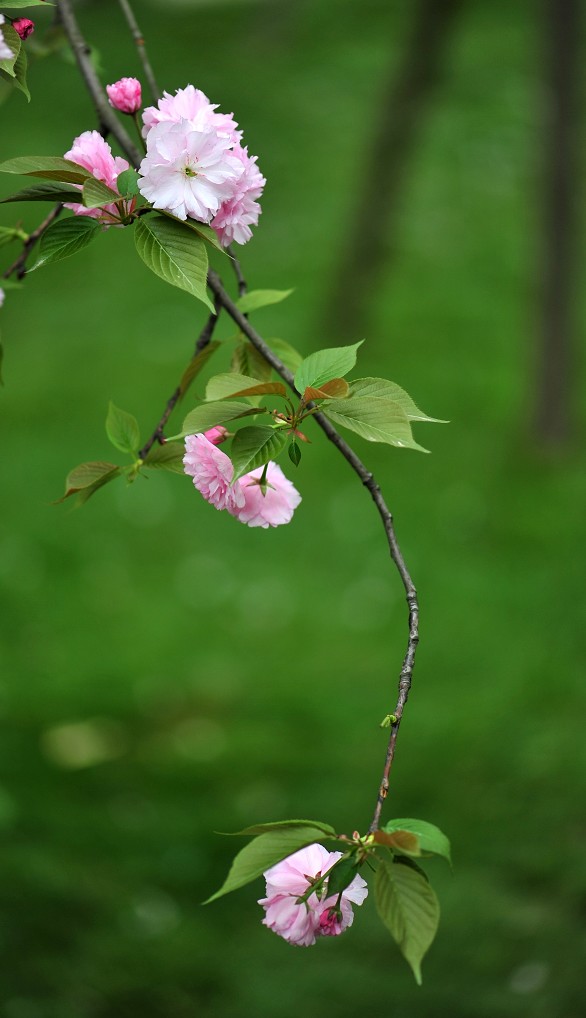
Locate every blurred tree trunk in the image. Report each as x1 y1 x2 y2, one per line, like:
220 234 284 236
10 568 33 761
533 0 580 447
320 0 464 341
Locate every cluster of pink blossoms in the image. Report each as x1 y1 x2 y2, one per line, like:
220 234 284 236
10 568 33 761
64 131 135 225
138 85 265 246
259 844 368 947
183 431 301 529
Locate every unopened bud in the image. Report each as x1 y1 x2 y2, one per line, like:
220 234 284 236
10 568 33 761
106 77 142 115
203 426 229 446
12 18 35 40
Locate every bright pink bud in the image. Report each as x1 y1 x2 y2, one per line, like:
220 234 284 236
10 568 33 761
106 77 142 115
203 426 229 446
12 18 35 40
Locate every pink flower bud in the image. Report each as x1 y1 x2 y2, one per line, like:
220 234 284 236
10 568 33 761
106 77 142 115
12 18 35 40
203 426 229 446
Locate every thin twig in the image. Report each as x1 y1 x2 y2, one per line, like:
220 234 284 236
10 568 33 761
55 0 142 168
2 205 63 280
206 271 419 832
227 246 248 297
138 304 220 461
116 0 161 103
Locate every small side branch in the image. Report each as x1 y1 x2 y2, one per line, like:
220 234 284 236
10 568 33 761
2 205 63 280
116 0 161 104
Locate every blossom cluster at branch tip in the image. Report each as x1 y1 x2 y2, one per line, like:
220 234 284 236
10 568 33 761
138 85 265 246
63 131 135 227
0 15 14 60
106 77 142 115
12 18 35 40
258 844 368 947
183 433 301 529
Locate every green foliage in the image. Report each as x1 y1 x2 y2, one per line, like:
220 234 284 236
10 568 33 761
134 214 213 311
81 177 122 210
0 25 20 78
0 182 81 203
288 440 301 466
0 225 22 247
230 819 337 837
325 856 360 897
236 288 293 314
177 218 225 254
350 378 446 423
142 442 185 474
294 341 363 394
205 822 340 903
178 340 221 399
28 216 100 271
1 0 52 7
374 857 440 985
231 340 273 381
303 377 350 401
180 399 263 437
116 168 140 197
105 401 140 456
11 40 29 101
324 397 429 452
57 460 121 506
0 155 91 184
206 372 286 401
383 818 451 865
267 337 304 373
230 425 288 481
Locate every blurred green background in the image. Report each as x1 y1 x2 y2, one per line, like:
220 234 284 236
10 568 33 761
1 0 585 1015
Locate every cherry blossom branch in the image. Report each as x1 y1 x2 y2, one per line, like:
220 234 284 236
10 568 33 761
138 302 220 461
55 0 142 168
2 204 63 280
226 246 248 297
116 0 161 103
206 271 419 832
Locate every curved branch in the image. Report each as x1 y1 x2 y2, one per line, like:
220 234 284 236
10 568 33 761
116 0 161 104
2 205 63 280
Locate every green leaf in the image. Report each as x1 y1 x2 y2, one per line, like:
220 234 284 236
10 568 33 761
181 400 263 437
105 401 140 455
205 825 339 903
267 337 304 373
0 26 20 77
288 441 301 467
206 372 286 402
56 461 120 504
303 378 350 401
350 378 446 423
116 168 140 197
143 442 185 474
236 289 293 315
28 217 101 271
373 829 421 856
0 156 91 184
375 857 440 985
230 426 288 481
294 342 363 394
231 341 272 382
0 182 81 203
0 225 21 248
324 397 429 452
1 1 53 7
229 819 337 838
82 177 121 210
180 218 225 253
11 36 29 101
178 340 221 399
0 337 4 386
383 818 451 865
134 214 213 311
325 856 360 898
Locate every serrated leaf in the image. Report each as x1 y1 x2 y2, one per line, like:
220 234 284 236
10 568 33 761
375 857 440 984
56 461 120 503
231 341 272 381
181 218 225 253
230 426 287 481
106 401 140 455
116 168 140 197
236 289 293 315
206 372 286 402
303 377 350 401
143 442 185 474
0 182 81 203
324 397 429 452
181 400 263 437
82 176 121 210
350 378 446 423
0 156 91 184
267 337 304 373
134 215 213 311
228 819 337 838
28 216 100 271
12 37 29 101
294 342 363 394
383 818 451 865
204 825 338 903
373 830 421 856
0 26 20 77
178 340 221 399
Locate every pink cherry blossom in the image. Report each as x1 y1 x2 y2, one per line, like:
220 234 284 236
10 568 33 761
107 77 142 115
259 844 368 947
12 18 35 40
183 433 244 513
63 131 134 225
0 16 14 60
142 84 241 143
234 462 301 529
137 120 243 222
212 145 266 247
